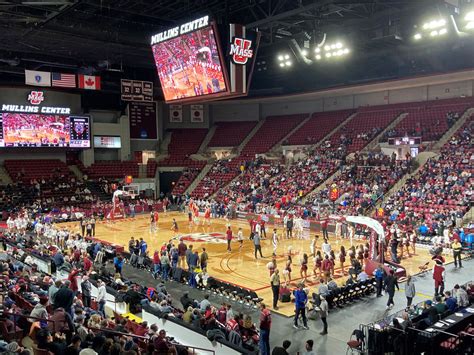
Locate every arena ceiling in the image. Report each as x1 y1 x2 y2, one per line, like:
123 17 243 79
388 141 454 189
0 0 473 98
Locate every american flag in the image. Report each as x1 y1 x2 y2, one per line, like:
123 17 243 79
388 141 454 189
52 72 76 88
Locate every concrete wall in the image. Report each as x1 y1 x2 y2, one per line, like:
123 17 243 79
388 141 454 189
162 104 210 129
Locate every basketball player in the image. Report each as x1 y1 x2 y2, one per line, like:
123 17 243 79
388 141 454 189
150 211 156 233
237 227 244 250
154 210 160 230
171 218 179 237
272 229 279 256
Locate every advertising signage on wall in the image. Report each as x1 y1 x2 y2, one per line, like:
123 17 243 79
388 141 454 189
128 101 157 140
0 90 90 148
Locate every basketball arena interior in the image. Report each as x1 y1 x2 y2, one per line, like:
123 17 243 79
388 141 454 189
0 1 474 354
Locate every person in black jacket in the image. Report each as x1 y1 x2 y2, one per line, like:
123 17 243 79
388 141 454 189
384 270 399 310
53 281 74 315
80 276 92 309
272 340 291 355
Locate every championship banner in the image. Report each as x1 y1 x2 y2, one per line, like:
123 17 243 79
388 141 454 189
121 79 153 102
190 104 204 123
169 105 182 123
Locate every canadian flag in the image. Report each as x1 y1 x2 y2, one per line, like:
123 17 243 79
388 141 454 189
78 74 101 90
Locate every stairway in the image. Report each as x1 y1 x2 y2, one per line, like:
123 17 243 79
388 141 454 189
68 165 84 180
184 163 214 195
236 120 265 155
374 151 437 209
301 170 342 204
271 115 312 151
432 108 474 150
362 112 409 153
198 126 217 153
0 165 12 184
312 112 359 149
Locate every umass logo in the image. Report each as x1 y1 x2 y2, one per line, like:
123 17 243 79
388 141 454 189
229 37 253 65
27 91 44 105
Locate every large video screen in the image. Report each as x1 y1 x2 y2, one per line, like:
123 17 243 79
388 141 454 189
152 25 228 102
0 113 90 148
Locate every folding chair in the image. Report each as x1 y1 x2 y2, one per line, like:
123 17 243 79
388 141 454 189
346 329 365 354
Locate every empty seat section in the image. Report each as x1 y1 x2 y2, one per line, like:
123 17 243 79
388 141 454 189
159 129 208 166
208 121 258 147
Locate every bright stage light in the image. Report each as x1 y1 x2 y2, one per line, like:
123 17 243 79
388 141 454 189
284 54 290 60
464 11 474 30
279 62 285 67
315 47 321 53
467 22 474 30
430 30 438 37
315 54 321 60
285 61 292 66
414 33 422 40
326 53 332 58
301 49 308 56
336 42 342 49
438 28 447 35
324 45 330 51
278 55 284 61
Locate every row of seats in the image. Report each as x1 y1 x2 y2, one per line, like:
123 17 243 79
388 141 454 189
85 161 139 178
208 121 258 147
159 129 208 167
4 159 72 182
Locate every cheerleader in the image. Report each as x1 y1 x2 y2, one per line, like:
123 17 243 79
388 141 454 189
363 243 370 266
272 228 278 256
300 253 309 282
313 250 322 280
348 224 355 247
204 206 211 226
329 250 336 277
338 245 347 275
356 245 364 265
267 257 277 276
283 255 292 283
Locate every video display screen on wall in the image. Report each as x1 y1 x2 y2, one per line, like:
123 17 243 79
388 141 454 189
151 25 228 102
0 113 90 148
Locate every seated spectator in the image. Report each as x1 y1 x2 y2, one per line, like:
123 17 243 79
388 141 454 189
444 291 457 312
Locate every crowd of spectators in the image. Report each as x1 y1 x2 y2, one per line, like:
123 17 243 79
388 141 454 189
379 116 473 235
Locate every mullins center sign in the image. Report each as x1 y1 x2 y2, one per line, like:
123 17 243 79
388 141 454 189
2 90 71 114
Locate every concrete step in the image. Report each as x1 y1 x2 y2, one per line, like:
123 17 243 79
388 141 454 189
432 107 474 151
0 165 12 184
185 163 214 195
302 169 342 204
374 151 437 209
362 112 409 153
198 126 217 153
68 165 84 180
236 120 265 155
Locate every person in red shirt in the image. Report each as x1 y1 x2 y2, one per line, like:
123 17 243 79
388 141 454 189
226 226 233 252
433 257 445 297
226 314 240 332
153 250 161 278
153 210 159 230
204 207 211 226
83 254 92 274
321 254 333 283
321 218 329 239
68 268 79 295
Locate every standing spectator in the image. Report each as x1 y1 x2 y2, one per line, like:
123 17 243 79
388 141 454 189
152 250 161 278
293 283 308 329
253 232 263 259
321 255 332 283
185 245 193 271
226 226 233 252
54 280 74 315
161 252 170 280
385 270 399 310
97 279 107 317
272 340 291 355
200 247 208 271
321 218 329 239
319 295 329 335
374 265 384 297
48 280 62 307
454 284 469 307
178 239 187 269
452 239 463 268
113 255 124 275
433 258 445 297
259 303 272 355
405 275 416 307
80 276 92 309
270 269 280 310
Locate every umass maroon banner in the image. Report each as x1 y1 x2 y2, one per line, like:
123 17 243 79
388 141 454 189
129 101 158 139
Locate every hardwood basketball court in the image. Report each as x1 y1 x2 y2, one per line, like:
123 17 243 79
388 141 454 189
62 212 452 316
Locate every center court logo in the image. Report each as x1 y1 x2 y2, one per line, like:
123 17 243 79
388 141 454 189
174 232 227 244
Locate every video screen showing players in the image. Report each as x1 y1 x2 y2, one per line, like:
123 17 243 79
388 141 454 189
0 113 90 148
152 26 227 102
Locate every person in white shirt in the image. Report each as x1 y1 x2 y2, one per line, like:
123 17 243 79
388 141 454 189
237 228 244 250
272 229 278 256
97 280 107 317
321 238 331 256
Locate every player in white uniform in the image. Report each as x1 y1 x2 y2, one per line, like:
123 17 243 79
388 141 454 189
237 228 244 250
272 228 279 256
